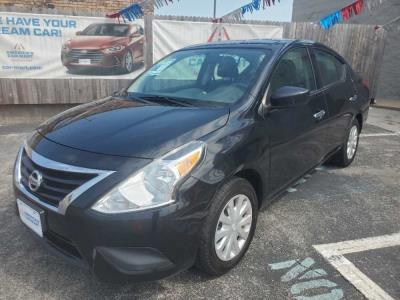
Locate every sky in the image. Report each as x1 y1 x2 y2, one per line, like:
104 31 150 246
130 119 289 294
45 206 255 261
155 0 293 22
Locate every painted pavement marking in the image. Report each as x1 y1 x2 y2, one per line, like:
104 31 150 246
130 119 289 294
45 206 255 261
314 232 400 300
360 132 400 137
269 257 344 299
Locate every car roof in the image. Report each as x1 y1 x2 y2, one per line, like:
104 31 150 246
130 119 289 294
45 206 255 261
183 39 316 49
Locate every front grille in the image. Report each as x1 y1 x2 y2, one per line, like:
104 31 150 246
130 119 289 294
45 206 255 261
66 49 104 63
20 150 97 207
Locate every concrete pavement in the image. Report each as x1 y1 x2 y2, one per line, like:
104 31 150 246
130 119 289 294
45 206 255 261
0 107 399 299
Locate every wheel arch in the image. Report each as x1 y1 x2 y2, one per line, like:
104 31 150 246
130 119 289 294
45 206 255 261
355 113 363 132
234 169 264 209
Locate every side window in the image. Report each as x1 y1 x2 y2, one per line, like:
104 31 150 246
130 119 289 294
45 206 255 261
314 49 345 86
131 25 139 35
270 48 316 94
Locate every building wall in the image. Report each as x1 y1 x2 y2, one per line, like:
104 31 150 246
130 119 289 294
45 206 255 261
0 0 132 12
293 0 400 100
0 0 153 14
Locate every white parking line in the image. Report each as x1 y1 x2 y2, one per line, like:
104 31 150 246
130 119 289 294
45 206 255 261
314 233 400 300
360 132 400 137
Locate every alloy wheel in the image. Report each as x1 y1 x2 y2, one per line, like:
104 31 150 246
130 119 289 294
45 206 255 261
347 125 358 159
125 52 134 72
214 194 253 261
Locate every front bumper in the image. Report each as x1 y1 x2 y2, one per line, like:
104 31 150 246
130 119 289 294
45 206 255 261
61 50 124 68
13 139 214 282
14 184 204 282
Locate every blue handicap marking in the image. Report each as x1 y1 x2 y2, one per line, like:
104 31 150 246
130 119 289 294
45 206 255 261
300 269 328 280
268 257 344 300
291 280 343 300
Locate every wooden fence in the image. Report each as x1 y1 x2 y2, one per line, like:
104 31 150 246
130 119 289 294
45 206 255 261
0 10 387 105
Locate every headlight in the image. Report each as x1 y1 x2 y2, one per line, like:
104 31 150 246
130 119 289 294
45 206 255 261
92 141 205 214
103 45 125 53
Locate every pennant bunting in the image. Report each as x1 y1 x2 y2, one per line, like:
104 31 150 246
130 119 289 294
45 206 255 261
220 0 280 23
154 0 177 9
107 0 180 22
106 3 143 21
320 11 343 29
320 0 388 29
340 0 363 22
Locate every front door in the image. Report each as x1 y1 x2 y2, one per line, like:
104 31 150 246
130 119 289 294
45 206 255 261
266 47 329 195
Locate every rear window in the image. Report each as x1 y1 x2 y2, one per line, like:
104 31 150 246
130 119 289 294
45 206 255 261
314 49 345 86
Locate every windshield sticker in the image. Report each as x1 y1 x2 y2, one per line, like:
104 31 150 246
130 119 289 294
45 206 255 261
148 58 176 76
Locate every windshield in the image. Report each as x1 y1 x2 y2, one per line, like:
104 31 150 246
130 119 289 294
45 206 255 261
127 48 273 106
81 24 129 37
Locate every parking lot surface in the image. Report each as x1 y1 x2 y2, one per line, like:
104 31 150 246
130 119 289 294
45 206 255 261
0 108 399 299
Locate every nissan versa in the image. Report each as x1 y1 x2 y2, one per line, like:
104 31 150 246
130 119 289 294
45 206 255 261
14 39 370 282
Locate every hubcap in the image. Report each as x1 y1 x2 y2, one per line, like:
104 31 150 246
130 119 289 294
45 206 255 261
125 52 133 71
347 125 358 159
214 194 253 261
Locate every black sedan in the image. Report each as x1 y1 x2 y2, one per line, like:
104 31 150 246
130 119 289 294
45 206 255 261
13 39 369 282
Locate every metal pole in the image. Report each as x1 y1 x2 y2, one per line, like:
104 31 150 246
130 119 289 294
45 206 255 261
213 0 217 18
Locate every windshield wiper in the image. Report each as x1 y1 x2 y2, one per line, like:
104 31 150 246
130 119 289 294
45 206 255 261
124 92 159 105
140 95 194 107
114 91 157 105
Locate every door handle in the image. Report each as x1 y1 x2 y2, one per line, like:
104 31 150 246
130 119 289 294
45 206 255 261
313 110 326 120
349 95 358 102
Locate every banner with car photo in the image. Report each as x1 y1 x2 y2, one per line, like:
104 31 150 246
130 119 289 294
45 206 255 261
0 12 145 79
153 20 284 62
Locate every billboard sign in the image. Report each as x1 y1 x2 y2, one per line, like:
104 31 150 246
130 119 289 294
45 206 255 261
0 12 145 79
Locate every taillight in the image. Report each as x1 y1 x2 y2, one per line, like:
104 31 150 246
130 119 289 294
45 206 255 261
362 79 369 89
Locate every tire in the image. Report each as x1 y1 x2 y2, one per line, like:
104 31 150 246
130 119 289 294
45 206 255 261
196 177 258 276
121 50 134 74
329 119 360 167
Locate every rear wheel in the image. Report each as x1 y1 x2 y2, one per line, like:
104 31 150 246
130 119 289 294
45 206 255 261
329 119 360 167
196 177 258 275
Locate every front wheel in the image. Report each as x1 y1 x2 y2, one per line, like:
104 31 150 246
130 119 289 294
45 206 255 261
121 50 134 74
329 119 360 167
196 177 258 275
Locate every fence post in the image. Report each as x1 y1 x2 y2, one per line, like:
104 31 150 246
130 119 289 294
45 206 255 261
143 0 154 69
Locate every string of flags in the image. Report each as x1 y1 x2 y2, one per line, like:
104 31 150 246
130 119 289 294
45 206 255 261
320 0 387 30
106 0 179 22
107 0 280 23
220 0 280 23
106 3 144 22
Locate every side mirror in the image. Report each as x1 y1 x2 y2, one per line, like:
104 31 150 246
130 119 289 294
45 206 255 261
130 32 141 38
76 31 82 36
270 86 310 108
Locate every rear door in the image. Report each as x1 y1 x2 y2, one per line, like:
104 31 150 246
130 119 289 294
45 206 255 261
311 48 355 152
266 47 329 194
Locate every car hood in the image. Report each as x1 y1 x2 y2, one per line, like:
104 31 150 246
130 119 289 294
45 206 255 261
68 36 127 49
36 98 229 159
